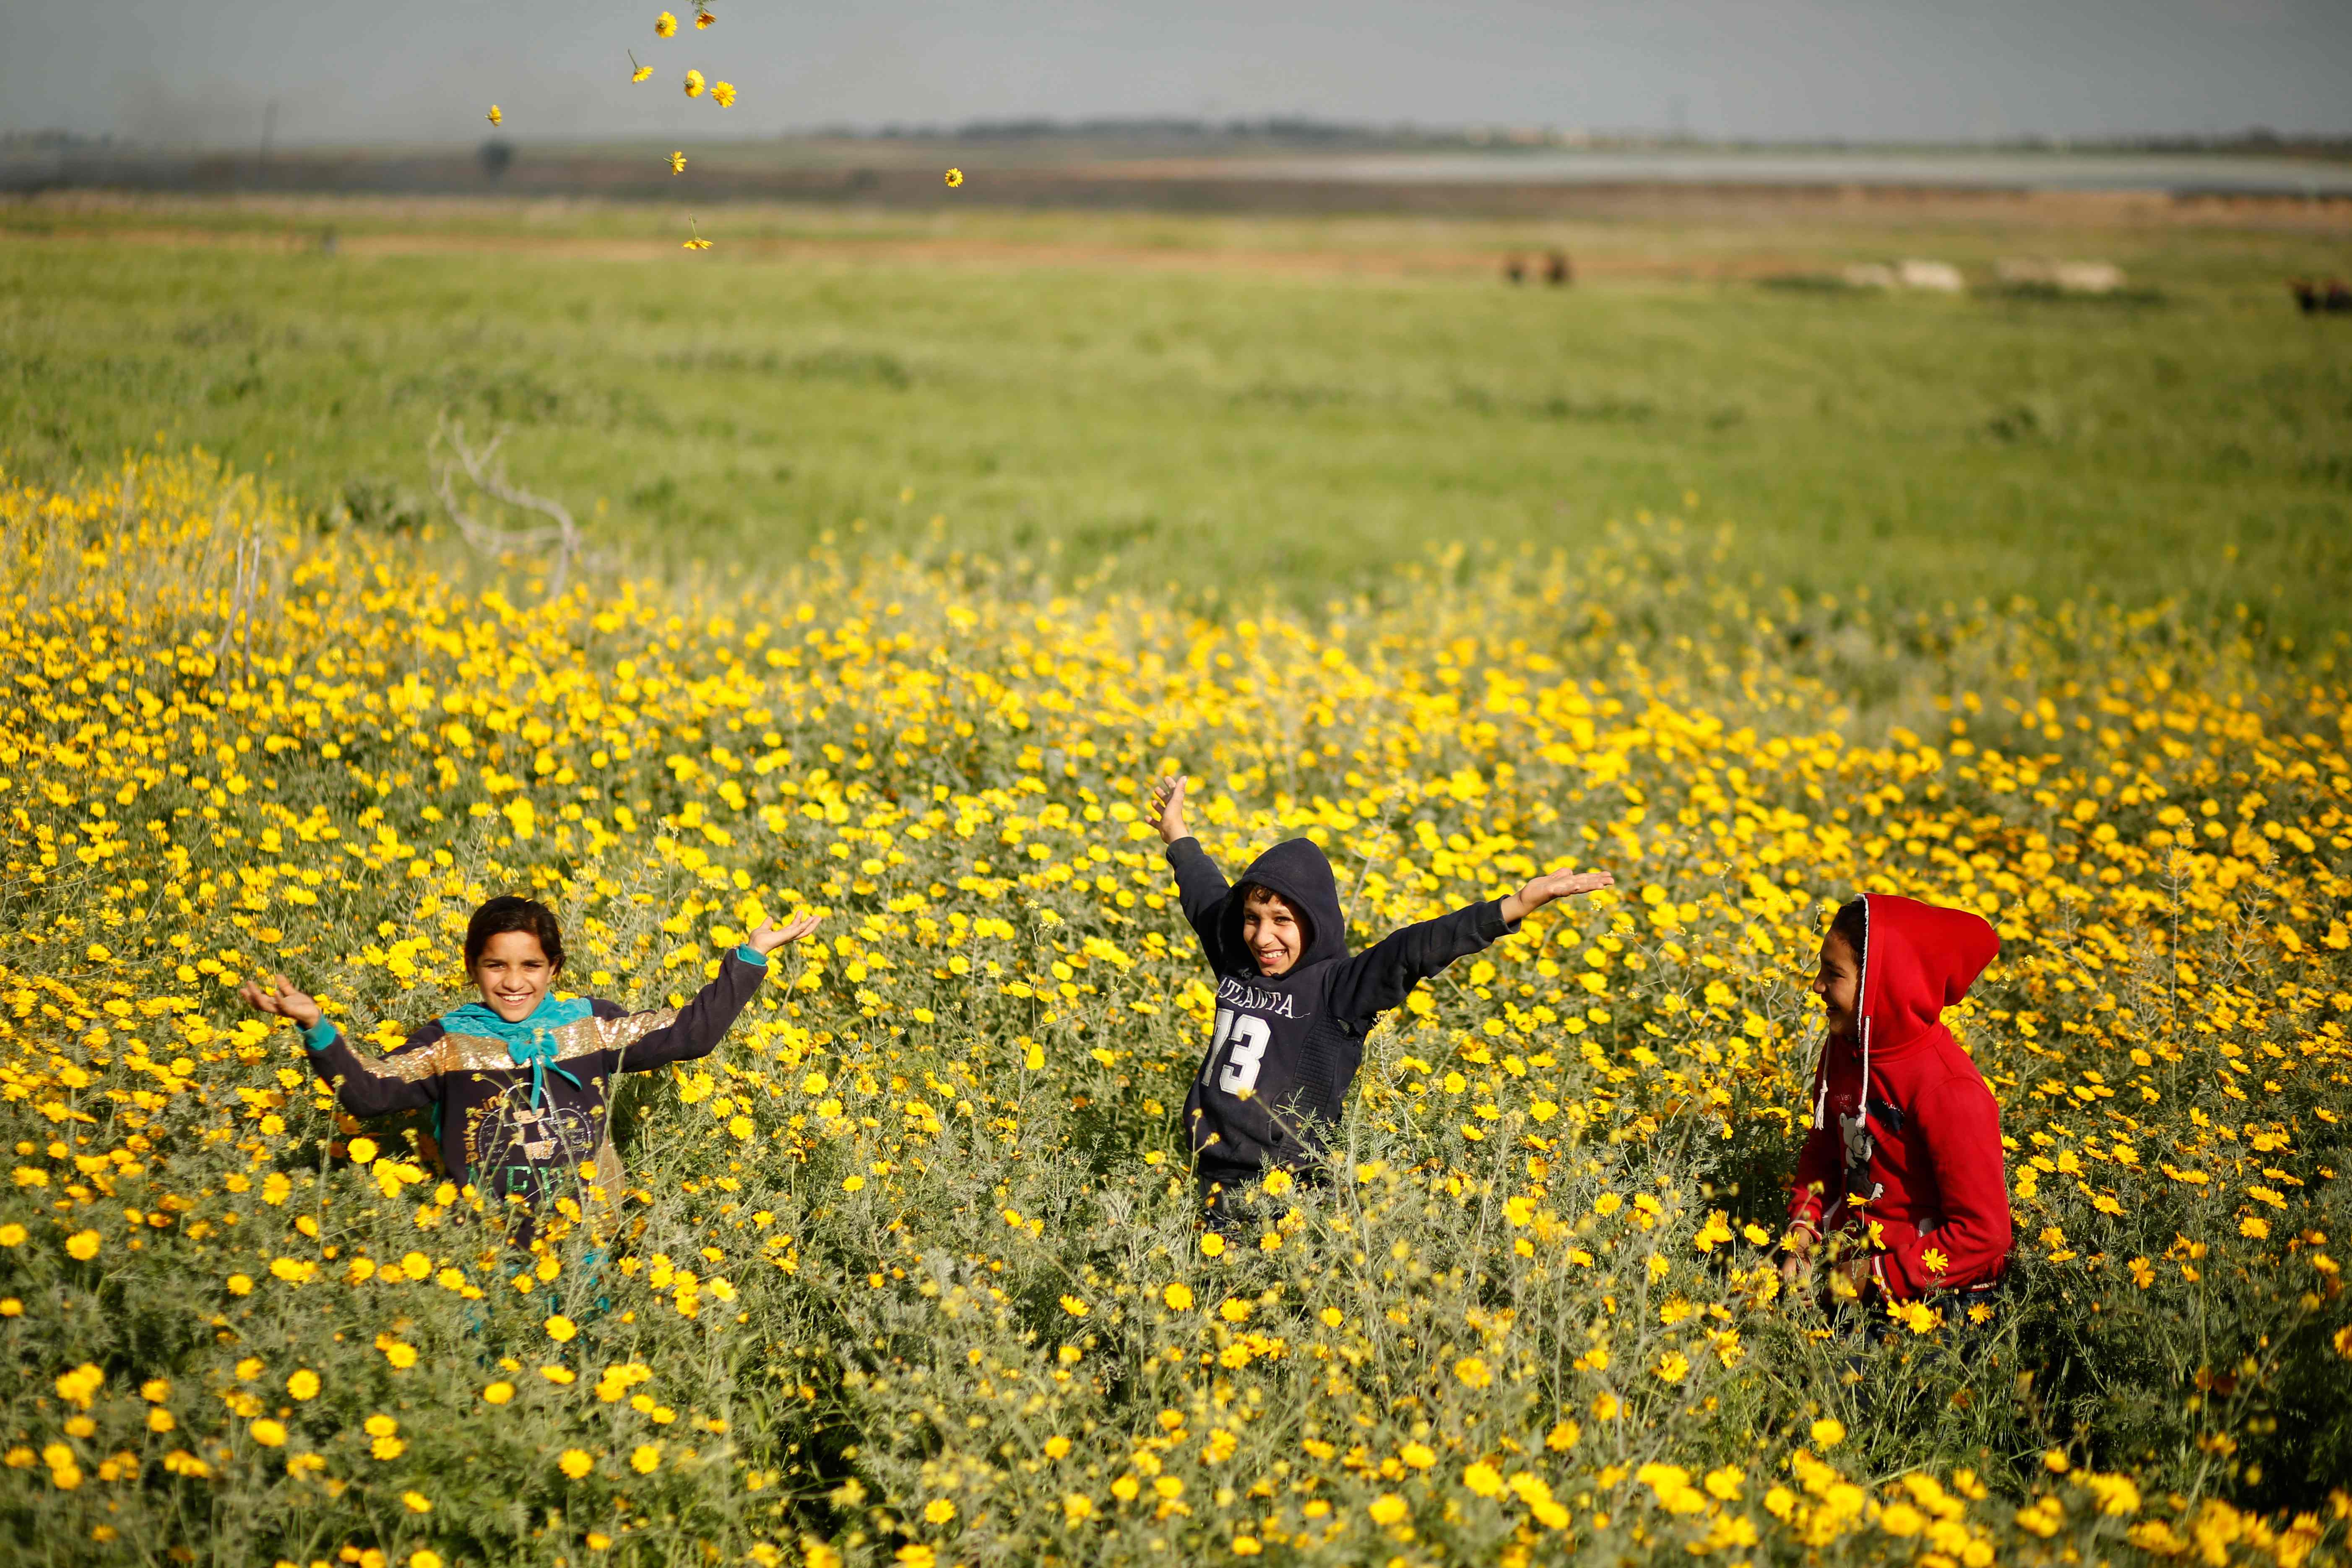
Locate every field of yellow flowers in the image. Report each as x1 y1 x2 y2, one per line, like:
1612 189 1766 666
1 450 2347 1568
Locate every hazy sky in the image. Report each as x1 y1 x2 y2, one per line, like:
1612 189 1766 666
5 0 2347 148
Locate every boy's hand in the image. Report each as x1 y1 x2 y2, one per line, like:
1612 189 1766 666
1826 1253 1874 1303
747 912 824 955
1779 1224 1816 1285
238 973 324 1030
1499 867 1614 923
1149 775 1191 845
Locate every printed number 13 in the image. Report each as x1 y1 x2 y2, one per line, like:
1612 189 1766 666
1205 1007 1270 1096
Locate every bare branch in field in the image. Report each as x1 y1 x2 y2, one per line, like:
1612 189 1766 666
429 415 582 599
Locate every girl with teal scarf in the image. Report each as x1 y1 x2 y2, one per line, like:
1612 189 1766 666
241 894 822 1246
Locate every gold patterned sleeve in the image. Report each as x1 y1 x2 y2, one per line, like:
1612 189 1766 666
304 1022 445 1117
596 951 768 1075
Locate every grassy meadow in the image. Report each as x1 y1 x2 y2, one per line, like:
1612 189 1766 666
1 191 2350 1568
4 192 2351 642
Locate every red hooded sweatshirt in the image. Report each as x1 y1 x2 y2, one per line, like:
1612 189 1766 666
1788 894 2011 1300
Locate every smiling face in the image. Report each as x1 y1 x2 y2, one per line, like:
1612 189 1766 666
471 929 557 1021
1241 885 1305 977
1811 928 1861 1041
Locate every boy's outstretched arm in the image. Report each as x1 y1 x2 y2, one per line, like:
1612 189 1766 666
1327 866 1614 1027
1152 775 1231 967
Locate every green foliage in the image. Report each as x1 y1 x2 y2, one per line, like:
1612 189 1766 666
2 196 2349 645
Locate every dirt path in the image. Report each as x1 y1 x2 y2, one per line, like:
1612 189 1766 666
0 219 1760 281
0 216 1956 286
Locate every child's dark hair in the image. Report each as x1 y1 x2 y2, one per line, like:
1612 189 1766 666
464 895 565 972
1828 897 1868 962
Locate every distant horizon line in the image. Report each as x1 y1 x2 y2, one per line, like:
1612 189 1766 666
6 117 2351 158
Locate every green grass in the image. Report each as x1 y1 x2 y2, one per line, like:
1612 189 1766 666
3 194 2349 642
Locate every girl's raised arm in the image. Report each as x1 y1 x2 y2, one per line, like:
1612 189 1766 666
241 973 440 1117
609 913 821 1074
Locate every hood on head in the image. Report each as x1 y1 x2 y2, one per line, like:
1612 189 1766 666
1221 838 1350 975
1857 893 1999 1050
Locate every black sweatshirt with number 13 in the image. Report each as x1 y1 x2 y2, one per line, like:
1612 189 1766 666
1166 835 1519 1189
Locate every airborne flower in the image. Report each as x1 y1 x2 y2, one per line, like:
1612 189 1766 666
654 10 677 36
630 51 654 83
944 167 964 188
668 151 687 174
486 105 502 127
683 69 704 97
710 81 736 107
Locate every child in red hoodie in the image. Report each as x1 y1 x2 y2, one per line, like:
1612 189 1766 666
1783 894 2012 1310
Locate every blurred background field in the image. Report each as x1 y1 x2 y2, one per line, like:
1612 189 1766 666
5 178 2350 645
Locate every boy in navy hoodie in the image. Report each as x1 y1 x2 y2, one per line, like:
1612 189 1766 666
1150 775 1613 1215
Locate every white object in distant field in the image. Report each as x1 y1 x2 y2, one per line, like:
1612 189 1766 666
2053 261 2124 294
1996 258 2126 293
1897 259 1967 292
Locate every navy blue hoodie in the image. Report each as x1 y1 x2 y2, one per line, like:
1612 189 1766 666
1166 835 1517 1187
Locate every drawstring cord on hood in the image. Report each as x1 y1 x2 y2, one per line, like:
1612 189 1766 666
1812 897 1880 1217
1855 894 1872 1116
1811 895 1871 1131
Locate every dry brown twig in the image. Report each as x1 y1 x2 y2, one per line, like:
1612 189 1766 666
429 415 583 598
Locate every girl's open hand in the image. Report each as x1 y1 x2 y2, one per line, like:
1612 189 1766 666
747 912 823 955
238 973 324 1030
1149 774 1190 845
1499 867 1614 923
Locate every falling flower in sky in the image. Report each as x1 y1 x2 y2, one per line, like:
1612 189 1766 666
695 4 716 28
629 51 653 83
654 10 677 37
684 69 704 98
944 168 964 188
710 81 736 107
668 151 687 175
486 105 503 127
682 217 712 251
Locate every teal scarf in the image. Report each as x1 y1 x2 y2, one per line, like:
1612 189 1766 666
440 995 596 1111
